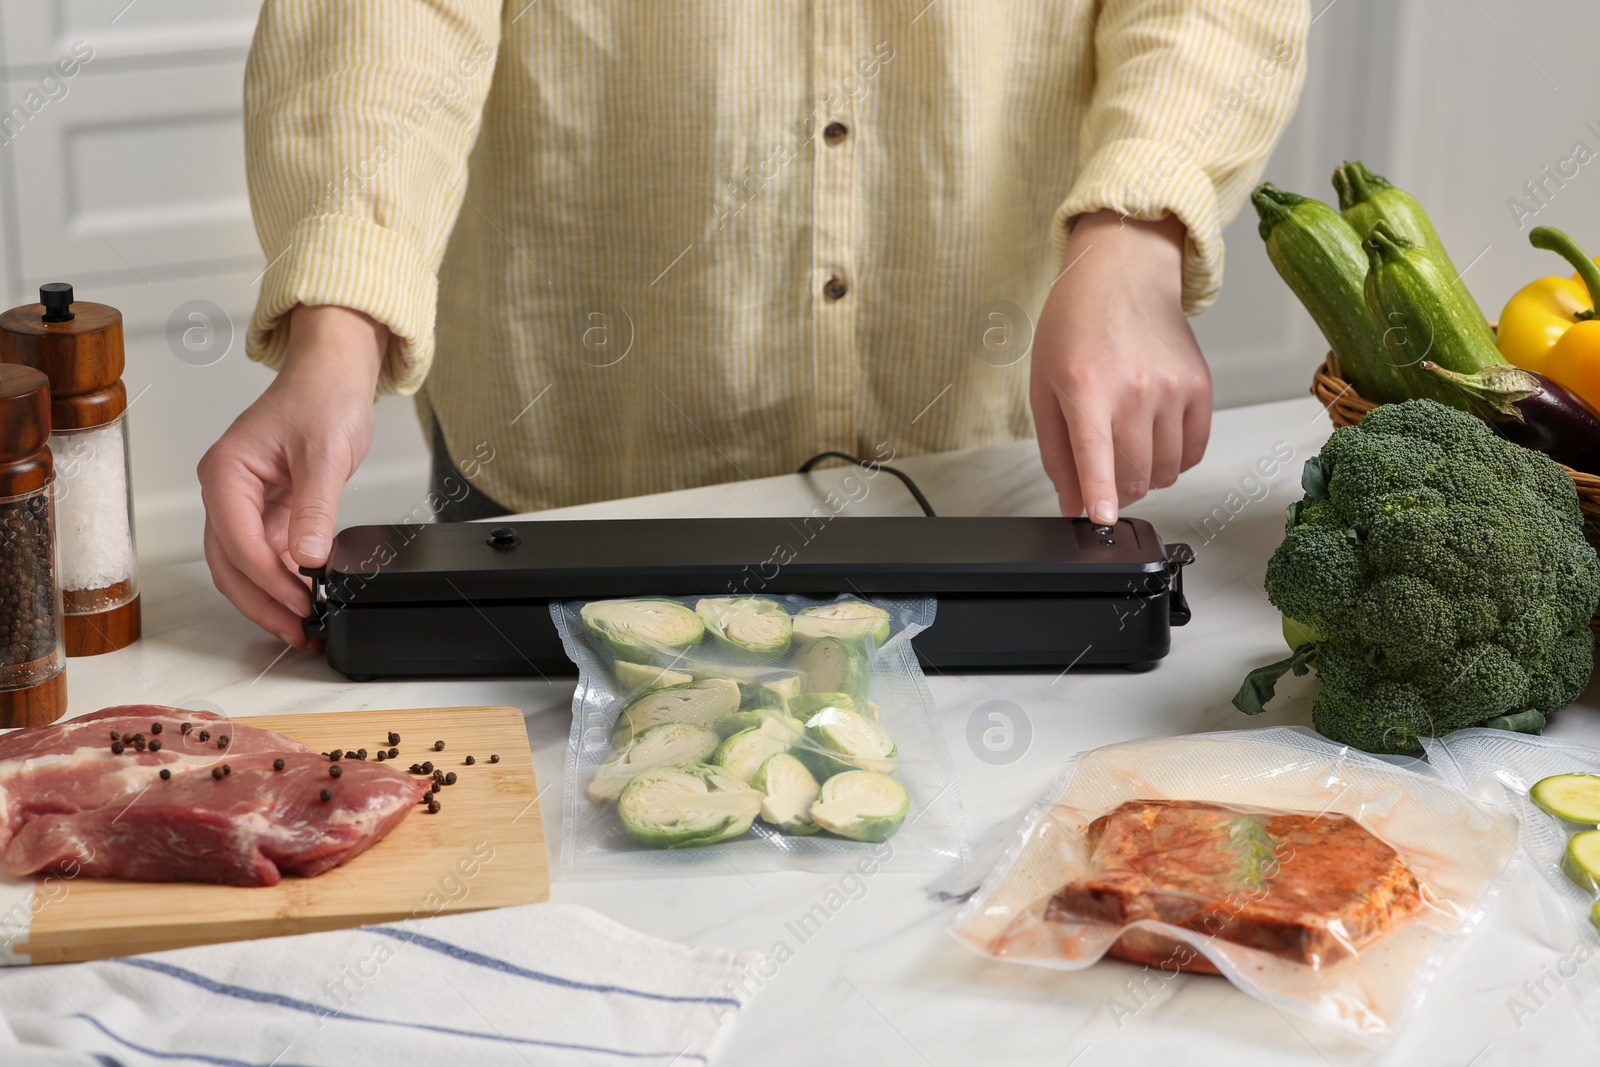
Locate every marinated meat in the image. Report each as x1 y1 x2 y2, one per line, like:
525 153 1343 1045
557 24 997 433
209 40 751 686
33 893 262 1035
1045 799 1423 970
5 754 425 886
0 706 422 886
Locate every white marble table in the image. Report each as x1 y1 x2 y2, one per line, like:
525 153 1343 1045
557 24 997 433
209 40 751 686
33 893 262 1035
31 396 1600 1065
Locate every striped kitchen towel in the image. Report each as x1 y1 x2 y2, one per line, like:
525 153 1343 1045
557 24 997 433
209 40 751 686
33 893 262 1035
0 903 757 1066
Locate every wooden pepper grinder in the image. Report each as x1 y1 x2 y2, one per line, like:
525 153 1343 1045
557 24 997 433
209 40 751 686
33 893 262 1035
0 364 67 725
0 284 141 655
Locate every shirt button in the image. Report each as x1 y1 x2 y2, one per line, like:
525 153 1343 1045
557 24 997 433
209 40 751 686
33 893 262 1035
823 275 849 300
823 121 849 145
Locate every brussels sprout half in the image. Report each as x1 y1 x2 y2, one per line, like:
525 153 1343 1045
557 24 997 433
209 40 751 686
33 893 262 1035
582 598 705 664
613 660 694 695
791 637 869 701
737 671 804 713
786 691 857 721
752 753 821 834
610 677 740 746
715 707 805 741
810 771 908 842
695 597 793 657
585 722 721 803
712 719 795 783
797 706 897 779
792 601 891 647
617 764 762 848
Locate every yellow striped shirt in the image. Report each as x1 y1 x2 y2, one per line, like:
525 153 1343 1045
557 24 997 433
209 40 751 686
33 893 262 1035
243 0 1309 512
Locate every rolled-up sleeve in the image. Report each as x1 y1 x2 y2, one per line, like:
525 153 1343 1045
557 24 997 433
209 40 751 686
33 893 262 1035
1054 0 1310 314
243 0 502 394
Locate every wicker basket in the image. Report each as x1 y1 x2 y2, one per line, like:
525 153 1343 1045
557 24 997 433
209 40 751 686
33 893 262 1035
1311 352 1600 640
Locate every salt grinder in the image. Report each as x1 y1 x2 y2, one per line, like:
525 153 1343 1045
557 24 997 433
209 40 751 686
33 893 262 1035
0 284 141 655
0 364 66 726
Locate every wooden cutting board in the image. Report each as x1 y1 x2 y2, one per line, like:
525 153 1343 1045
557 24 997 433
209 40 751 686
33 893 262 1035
6 706 549 965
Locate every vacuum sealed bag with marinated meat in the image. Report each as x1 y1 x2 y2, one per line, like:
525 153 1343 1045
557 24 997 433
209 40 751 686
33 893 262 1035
953 727 1517 1044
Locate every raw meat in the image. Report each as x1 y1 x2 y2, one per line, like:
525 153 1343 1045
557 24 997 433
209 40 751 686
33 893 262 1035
1044 799 1423 971
0 706 423 886
0 705 314 850
5 754 426 886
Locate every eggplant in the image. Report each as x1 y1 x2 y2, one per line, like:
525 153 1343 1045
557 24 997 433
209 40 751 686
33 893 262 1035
1420 361 1600 473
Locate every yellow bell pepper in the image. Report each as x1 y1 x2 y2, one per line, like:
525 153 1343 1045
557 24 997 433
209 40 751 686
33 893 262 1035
1498 227 1600 410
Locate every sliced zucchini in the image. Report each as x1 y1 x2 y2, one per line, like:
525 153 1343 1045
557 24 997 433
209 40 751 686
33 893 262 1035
1530 773 1600 826
617 764 762 848
791 637 869 701
712 719 794 784
695 597 793 657
797 706 897 779
613 660 693 695
582 598 704 664
715 707 804 742
751 753 820 835
792 601 891 647
609 677 740 746
1564 830 1600 894
809 770 909 842
586 722 719 803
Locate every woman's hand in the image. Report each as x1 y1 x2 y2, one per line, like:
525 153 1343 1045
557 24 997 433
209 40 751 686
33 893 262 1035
1030 210 1212 524
197 305 387 646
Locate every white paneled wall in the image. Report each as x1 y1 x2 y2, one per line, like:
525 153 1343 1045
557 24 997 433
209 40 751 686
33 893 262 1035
1 0 1593 563
0 0 429 566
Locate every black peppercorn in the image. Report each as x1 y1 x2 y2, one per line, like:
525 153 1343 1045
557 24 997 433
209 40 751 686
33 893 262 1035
159 768 172 781
181 722 193 735
387 731 400 746
320 788 332 802
409 763 422 774
329 765 342 779
198 730 210 742
422 761 434 773
433 740 445 752
387 748 398 759
489 754 500 764
212 767 224 780
110 741 124 755
109 730 120 741
273 758 285 771
330 749 343 761
148 739 161 752
430 782 441 794
217 735 230 750
356 748 367 760
464 755 475 766
427 800 440 814
222 764 231 775
150 723 162 735
444 772 457 786
375 751 387 761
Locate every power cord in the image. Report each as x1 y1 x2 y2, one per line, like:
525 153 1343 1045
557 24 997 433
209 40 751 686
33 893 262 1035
796 451 937 517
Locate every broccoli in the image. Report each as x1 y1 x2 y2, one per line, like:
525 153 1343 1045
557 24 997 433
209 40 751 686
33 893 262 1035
1234 399 1600 754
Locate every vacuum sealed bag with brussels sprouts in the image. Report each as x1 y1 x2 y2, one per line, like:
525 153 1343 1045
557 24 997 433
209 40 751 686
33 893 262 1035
552 594 968 872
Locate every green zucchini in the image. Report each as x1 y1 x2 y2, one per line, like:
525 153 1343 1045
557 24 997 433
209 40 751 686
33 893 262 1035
1363 221 1505 407
1530 772 1600 826
1563 829 1600 894
1333 161 1485 319
1250 184 1410 404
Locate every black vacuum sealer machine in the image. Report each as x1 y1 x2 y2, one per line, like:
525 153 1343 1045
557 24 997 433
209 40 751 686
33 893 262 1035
301 516 1193 678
